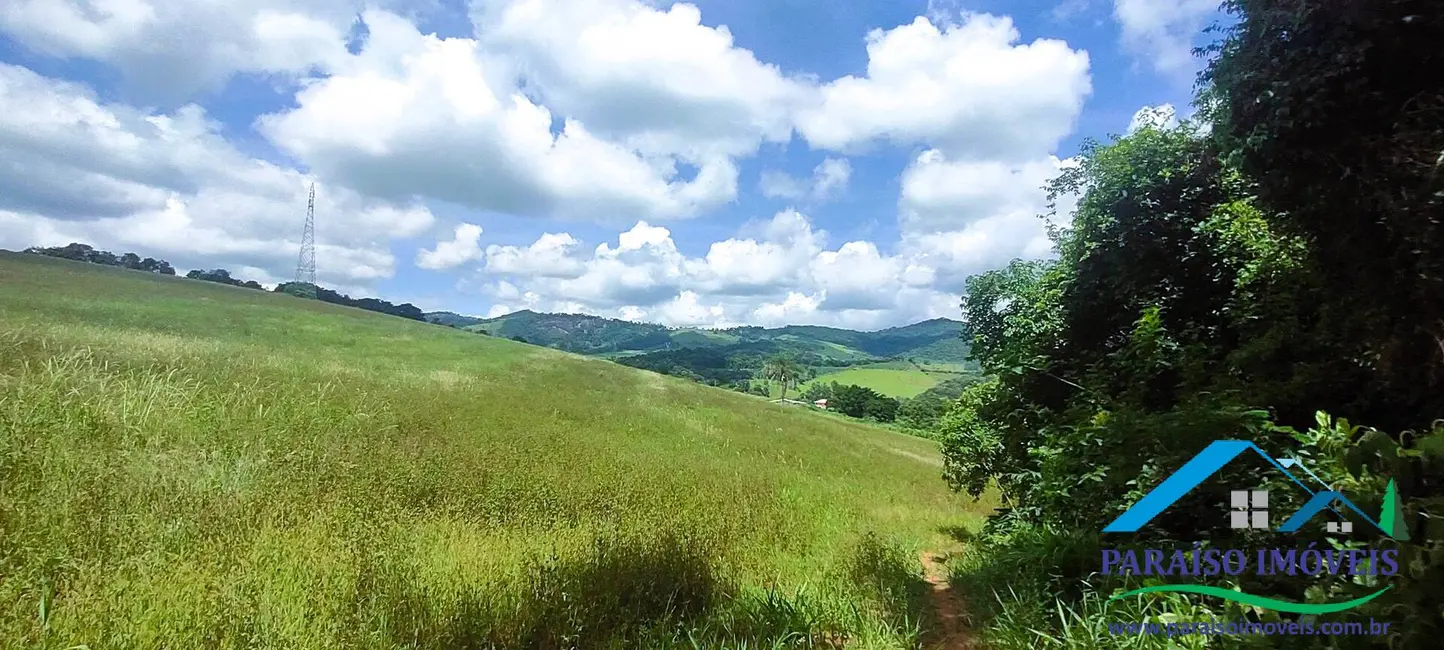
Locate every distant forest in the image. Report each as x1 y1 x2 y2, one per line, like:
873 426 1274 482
23 243 425 322
24 242 176 275
613 344 876 388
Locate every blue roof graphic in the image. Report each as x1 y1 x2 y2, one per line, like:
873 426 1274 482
1102 440 1388 535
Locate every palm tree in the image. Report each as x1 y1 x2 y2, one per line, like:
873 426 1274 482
761 356 803 401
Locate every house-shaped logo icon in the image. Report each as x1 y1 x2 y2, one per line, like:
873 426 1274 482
1102 440 1407 540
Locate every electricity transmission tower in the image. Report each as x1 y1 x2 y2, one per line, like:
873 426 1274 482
294 183 317 293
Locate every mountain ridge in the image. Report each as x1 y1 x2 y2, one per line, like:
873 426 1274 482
445 308 971 366
428 308 963 336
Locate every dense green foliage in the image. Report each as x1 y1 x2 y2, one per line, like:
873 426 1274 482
185 268 265 290
274 281 426 322
912 374 985 402
23 242 176 275
470 309 674 353
0 251 992 649
802 382 900 423
615 346 770 388
1202 0 1444 431
614 343 877 388
940 3 1444 647
889 337 977 367
894 393 946 431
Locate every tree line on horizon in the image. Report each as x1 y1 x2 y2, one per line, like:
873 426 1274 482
23 242 176 275
22 243 427 323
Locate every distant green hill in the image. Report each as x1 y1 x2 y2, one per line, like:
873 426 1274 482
895 336 978 368
469 309 968 361
465 309 671 353
462 310 977 391
715 318 965 359
423 311 487 328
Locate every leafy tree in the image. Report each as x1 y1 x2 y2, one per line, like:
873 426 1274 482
760 356 803 401
137 257 175 275
800 382 835 403
1202 0 1444 430
913 374 985 401
937 380 1005 499
826 384 897 421
948 122 1287 530
936 9 1444 637
828 384 868 418
273 282 425 321
864 393 899 422
185 268 265 289
896 393 945 430
25 243 176 275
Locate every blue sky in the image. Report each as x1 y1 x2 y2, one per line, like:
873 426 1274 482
0 0 1223 329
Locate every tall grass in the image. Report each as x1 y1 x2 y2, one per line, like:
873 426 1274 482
0 253 991 649
948 525 1274 650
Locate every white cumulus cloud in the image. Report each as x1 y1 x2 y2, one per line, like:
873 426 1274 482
485 232 587 278
257 10 737 224
0 0 364 104
794 13 1091 160
466 210 1007 329
1113 0 1218 76
0 63 432 287
472 0 809 161
1 0 1108 327
417 223 485 270
759 158 852 202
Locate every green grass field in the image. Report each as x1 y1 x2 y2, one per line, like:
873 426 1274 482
0 252 992 649
798 365 944 399
909 362 971 375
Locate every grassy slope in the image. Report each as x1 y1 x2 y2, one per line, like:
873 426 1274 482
0 253 991 649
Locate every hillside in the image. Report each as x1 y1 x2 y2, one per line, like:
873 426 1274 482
896 337 977 367
469 310 966 361
799 362 949 399
423 310 487 328
465 309 672 353
0 251 991 649
466 309 976 394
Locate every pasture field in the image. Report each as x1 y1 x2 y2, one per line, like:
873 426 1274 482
0 252 991 649
799 366 943 399
909 362 971 375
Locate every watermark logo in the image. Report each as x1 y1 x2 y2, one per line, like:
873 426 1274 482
1099 439 1404 614
1103 440 1406 539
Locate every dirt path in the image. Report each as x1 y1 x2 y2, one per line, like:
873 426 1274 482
920 551 975 650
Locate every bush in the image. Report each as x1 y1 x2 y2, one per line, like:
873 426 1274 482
185 268 265 290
